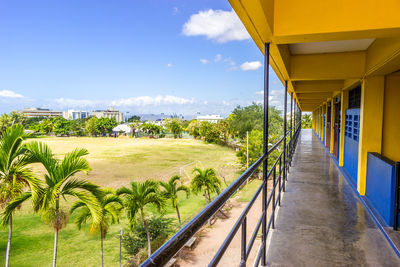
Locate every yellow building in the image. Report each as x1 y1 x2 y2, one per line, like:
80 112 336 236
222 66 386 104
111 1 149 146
229 0 400 215
142 2 400 266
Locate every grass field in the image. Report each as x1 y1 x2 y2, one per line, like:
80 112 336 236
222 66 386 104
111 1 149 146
0 136 239 267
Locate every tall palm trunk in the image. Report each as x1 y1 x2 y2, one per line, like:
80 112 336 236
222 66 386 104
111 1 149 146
52 229 58 267
207 190 211 203
4 214 12 267
100 227 104 267
141 209 151 258
143 218 151 257
175 205 182 229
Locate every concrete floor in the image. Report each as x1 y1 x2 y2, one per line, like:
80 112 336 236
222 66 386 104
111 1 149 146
265 129 400 267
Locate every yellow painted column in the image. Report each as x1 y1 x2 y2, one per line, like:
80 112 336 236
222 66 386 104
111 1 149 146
320 105 323 139
324 102 329 147
357 76 385 195
330 98 335 154
321 104 324 142
339 90 349 166
317 107 320 137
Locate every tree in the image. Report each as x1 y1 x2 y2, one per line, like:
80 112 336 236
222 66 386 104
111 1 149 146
236 129 263 172
165 119 183 138
96 118 118 135
230 103 263 139
69 119 86 136
39 119 54 134
302 113 312 128
140 123 163 137
187 120 201 139
0 125 41 267
236 106 284 172
129 121 141 138
70 189 123 267
117 181 165 258
122 215 175 264
199 121 220 144
85 117 100 136
52 117 71 136
159 175 189 229
191 168 221 204
25 141 102 267
127 115 141 122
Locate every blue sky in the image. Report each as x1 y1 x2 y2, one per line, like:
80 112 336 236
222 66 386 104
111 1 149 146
0 0 285 116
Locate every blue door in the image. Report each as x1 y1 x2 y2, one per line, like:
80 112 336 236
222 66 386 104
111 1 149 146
343 108 360 184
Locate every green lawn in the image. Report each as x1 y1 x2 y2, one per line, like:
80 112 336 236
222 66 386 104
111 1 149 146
0 137 238 267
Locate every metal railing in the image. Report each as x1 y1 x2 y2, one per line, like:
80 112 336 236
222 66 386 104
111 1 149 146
141 122 301 267
141 42 303 266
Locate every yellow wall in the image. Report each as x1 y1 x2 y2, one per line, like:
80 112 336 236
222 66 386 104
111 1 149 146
382 72 400 161
357 76 385 195
274 0 400 38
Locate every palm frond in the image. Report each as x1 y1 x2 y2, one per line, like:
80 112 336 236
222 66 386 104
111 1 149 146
1 192 31 225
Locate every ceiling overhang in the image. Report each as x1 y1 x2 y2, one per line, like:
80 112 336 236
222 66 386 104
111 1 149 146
228 0 400 111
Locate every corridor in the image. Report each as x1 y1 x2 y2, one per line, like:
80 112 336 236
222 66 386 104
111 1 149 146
265 129 400 266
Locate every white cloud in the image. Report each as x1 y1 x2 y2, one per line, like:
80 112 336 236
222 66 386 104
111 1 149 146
167 63 173 67
200 59 209 64
240 61 262 71
172 7 179 15
54 98 98 108
182 9 250 43
255 90 285 110
111 95 194 107
214 54 222 62
0 90 23 98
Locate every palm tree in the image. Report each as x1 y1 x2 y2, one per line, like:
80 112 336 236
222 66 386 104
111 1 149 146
0 125 41 267
70 188 123 267
159 175 189 229
191 167 222 204
117 180 165 258
25 141 102 267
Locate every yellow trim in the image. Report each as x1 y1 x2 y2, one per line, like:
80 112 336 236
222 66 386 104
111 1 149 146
330 99 335 154
357 76 385 195
339 90 349 166
324 102 329 147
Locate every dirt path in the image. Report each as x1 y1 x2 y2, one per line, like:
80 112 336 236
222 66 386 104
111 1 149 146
177 180 277 267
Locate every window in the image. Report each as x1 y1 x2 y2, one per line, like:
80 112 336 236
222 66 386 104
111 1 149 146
348 85 361 109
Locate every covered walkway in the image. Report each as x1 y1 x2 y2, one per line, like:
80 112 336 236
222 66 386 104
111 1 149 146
266 129 400 266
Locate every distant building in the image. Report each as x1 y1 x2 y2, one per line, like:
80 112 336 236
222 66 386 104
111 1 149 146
197 114 223 123
22 108 63 118
92 108 123 122
112 124 132 134
63 110 90 120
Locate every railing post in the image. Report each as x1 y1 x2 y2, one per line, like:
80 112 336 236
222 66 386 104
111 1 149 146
272 166 276 229
240 217 247 267
261 42 270 267
283 81 288 187
290 92 293 160
278 157 281 206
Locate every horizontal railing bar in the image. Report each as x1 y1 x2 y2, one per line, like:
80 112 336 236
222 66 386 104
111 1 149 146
246 211 264 259
209 181 265 266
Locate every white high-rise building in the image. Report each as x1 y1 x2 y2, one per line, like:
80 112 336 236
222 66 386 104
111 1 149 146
63 110 90 120
92 108 123 122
